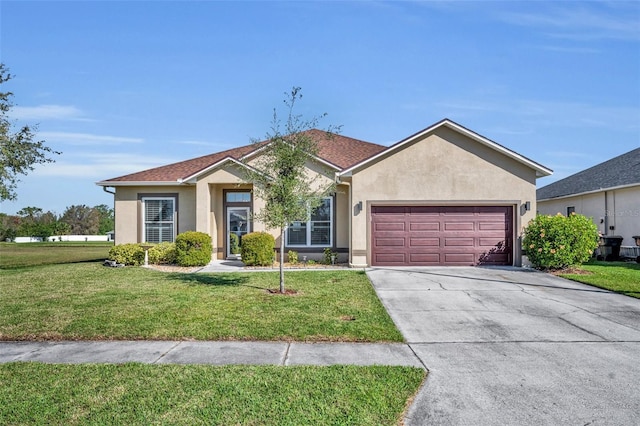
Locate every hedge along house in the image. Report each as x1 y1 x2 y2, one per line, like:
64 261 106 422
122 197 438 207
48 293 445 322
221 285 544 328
97 119 552 267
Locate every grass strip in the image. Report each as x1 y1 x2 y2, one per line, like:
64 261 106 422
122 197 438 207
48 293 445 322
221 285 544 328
0 262 403 342
0 363 425 426
558 260 640 298
0 242 113 269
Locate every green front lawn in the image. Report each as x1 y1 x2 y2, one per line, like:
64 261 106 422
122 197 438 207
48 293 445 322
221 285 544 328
0 262 403 342
559 260 640 298
0 242 113 269
0 245 421 424
0 363 425 425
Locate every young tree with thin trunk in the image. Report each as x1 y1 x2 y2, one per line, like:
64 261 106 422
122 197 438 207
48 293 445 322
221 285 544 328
242 87 338 293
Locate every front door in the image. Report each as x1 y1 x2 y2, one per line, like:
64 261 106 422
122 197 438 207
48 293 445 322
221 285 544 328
227 207 250 258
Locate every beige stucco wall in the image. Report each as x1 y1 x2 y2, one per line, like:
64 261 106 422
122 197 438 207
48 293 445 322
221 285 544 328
538 185 640 245
348 126 538 267
113 185 196 245
335 184 350 249
111 157 344 259
195 163 247 257
196 159 340 259
111 128 543 266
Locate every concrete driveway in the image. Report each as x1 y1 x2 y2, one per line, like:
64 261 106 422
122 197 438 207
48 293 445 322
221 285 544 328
367 267 640 426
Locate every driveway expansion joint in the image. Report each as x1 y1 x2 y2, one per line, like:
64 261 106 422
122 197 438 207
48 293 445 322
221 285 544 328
406 344 429 371
153 341 181 364
282 342 291 366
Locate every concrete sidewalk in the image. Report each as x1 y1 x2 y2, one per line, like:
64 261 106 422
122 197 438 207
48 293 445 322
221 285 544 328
0 340 424 368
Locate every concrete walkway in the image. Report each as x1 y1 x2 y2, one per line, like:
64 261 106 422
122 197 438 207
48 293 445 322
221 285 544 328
1 341 423 367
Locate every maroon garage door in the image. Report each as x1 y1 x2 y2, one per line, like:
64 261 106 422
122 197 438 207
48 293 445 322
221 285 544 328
371 206 513 266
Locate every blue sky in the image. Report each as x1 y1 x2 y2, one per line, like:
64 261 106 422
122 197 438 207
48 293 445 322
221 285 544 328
1 1 638 216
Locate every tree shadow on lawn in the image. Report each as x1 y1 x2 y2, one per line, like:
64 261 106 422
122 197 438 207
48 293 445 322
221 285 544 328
164 273 264 289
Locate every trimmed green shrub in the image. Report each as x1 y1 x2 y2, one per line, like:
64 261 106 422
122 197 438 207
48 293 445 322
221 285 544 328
287 250 298 265
523 213 599 270
108 243 145 266
323 247 338 265
148 242 176 264
241 232 275 266
175 231 213 267
229 232 240 255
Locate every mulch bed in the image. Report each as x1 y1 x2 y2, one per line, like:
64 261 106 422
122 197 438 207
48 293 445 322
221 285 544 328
549 267 593 276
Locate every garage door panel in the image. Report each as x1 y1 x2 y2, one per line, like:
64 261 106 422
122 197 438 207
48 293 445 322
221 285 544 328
440 206 475 215
371 205 513 266
480 252 511 264
479 238 508 247
445 237 475 246
374 222 405 231
479 222 507 231
375 253 406 263
409 222 440 231
410 237 440 247
409 206 440 215
409 253 441 263
375 237 406 247
374 206 408 215
444 253 476 264
444 222 475 231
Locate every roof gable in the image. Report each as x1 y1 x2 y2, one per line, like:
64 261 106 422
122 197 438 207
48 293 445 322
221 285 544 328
97 131 386 185
537 147 640 200
97 144 259 184
339 119 553 178
97 120 552 186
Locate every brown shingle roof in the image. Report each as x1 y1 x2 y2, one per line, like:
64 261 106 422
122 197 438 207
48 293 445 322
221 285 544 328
101 144 260 183
99 130 386 183
305 129 388 169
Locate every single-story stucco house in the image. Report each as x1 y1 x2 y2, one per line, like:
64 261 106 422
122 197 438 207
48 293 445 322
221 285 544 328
537 148 640 255
97 118 552 267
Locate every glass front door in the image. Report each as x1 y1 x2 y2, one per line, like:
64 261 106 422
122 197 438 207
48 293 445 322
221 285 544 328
227 207 250 258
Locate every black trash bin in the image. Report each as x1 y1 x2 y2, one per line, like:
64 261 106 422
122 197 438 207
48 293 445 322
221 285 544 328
598 235 624 261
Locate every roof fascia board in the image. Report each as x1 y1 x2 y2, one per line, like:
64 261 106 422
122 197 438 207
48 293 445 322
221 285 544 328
183 156 273 183
442 121 553 177
339 119 553 177
240 138 341 172
95 181 186 187
538 182 640 202
181 156 253 182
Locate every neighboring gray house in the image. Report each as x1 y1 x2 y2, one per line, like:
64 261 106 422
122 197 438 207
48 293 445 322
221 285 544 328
537 148 640 255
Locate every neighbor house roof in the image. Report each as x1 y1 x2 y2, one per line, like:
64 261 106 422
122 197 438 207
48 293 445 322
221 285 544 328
537 147 640 200
339 119 553 178
97 130 387 185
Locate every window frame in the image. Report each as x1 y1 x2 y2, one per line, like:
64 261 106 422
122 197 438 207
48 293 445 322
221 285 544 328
286 197 334 248
142 196 177 243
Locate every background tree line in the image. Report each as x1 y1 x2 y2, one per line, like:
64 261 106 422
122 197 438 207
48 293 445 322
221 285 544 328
0 204 114 241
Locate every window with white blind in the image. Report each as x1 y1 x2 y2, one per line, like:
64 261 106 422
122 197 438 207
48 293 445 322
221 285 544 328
142 197 176 243
286 197 332 247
